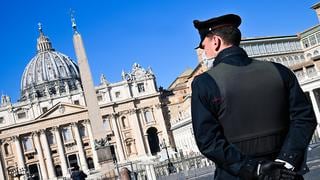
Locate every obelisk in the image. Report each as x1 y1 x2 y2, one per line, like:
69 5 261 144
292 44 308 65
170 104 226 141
71 16 111 168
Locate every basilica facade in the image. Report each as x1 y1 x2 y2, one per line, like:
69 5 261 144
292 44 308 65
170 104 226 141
0 24 170 179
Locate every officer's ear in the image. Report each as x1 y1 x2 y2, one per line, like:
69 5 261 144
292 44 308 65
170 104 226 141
212 35 222 52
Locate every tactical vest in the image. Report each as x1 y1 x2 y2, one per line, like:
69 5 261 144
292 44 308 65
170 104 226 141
207 60 290 156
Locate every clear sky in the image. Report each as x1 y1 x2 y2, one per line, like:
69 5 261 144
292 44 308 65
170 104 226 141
0 0 319 102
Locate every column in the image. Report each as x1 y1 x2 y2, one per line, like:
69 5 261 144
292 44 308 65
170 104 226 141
0 141 5 180
32 132 48 180
39 130 56 179
84 120 101 169
144 135 151 155
111 114 125 162
52 126 69 176
145 163 156 180
309 90 320 135
71 123 89 171
12 136 25 170
154 105 170 143
140 110 152 155
129 109 147 156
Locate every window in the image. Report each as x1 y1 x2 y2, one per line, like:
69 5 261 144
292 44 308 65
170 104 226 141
259 44 266 54
125 139 136 155
144 111 153 123
252 45 259 55
115 91 121 98
127 142 132 154
294 55 299 64
137 83 145 93
246 45 253 55
4 143 12 155
309 35 317 46
0 117 4 124
47 131 56 145
281 57 288 66
272 43 278 52
55 165 63 177
314 50 319 56
62 127 73 142
102 116 110 130
306 66 317 77
294 69 304 80
302 38 310 48
284 42 291 51
307 53 312 58
295 41 302 49
23 137 33 152
288 56 294 65
316 33 320 44
278 43 285 52
121 116 129 129
79 124 87 137
97 95 103 102
73 100 80 105
265 44 272 53
42 107 48 113
290 42 296 51
17 112 26 119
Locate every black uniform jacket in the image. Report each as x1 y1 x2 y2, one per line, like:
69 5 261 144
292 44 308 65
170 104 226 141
191 46 317 178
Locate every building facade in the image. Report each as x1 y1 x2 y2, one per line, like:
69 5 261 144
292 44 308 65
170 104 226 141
168 3 320 155
0 24 170 179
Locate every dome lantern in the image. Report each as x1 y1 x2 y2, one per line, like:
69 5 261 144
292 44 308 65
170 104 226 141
36 23 54 52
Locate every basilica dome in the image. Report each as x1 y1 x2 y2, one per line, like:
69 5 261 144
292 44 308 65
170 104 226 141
20 24 81 101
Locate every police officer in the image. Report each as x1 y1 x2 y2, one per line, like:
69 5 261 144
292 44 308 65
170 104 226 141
191 14 317 179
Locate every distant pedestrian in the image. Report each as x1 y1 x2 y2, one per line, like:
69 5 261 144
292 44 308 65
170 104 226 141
71 165 87 180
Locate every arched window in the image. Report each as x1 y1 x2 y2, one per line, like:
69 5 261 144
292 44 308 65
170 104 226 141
314 50 319 56
62 127 73 142
47 131 56 145
79 124 87 137
4 143 12 155
144 110 154 123
23 137 33 152
269 58 275 62
288 56 293 65
281 57 288 66
307 53 312 58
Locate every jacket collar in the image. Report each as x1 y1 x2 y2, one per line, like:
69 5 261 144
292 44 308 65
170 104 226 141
212 46 251 67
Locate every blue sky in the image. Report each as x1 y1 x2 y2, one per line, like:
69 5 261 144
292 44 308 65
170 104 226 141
0 0 319 102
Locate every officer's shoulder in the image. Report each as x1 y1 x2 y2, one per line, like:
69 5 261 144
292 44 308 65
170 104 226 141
268 61 294 74
192 72 214 85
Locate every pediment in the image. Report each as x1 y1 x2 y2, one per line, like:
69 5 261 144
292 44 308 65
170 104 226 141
36 102 87 120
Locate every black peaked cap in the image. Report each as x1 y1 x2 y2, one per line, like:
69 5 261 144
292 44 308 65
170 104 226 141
193 14 241 48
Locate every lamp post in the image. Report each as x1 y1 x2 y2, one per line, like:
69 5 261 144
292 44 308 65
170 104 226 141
160 138 176 174
8 163 26 180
